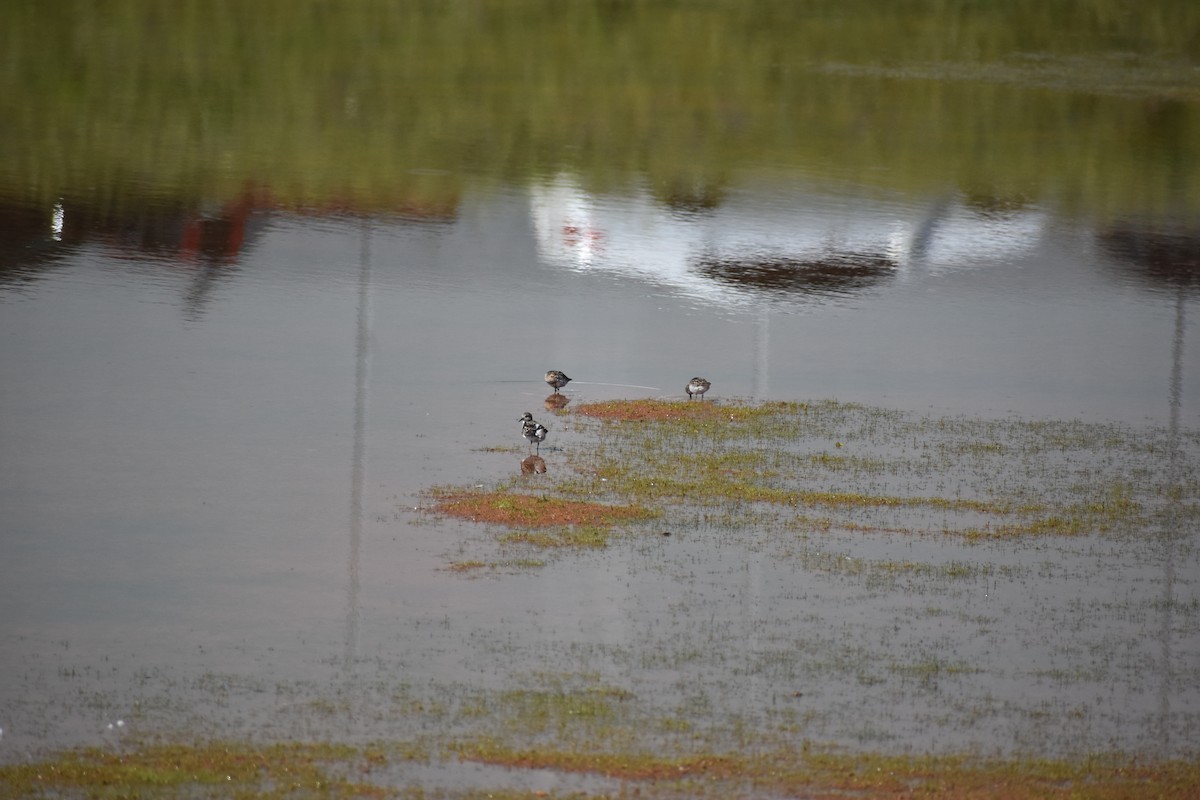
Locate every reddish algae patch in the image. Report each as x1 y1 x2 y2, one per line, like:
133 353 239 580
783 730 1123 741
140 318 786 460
448 744 1200 798
575 398 736 422
431 490 653 528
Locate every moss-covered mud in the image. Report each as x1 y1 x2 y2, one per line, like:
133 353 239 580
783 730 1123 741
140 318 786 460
436 397 1194 546
5 398 1197 797
4 735 1199 798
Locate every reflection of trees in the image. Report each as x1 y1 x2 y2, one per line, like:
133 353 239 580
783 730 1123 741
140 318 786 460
652 175 728 215
693 252 897 298
958 187 1033 218
7 3 1198 221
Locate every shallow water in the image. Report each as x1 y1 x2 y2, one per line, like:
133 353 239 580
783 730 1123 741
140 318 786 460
2 0 1199 788
3 178 1197 765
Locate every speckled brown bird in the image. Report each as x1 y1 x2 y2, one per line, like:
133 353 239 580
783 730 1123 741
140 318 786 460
544 370 572 394
686 377 711 400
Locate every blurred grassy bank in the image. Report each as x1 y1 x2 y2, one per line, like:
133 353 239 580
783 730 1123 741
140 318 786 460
2 0 1198 218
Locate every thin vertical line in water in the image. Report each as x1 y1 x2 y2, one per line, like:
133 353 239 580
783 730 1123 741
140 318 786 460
345 218 372 671
1158 285 1185 756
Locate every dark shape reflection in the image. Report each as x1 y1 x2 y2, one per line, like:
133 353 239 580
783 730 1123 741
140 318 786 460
0 194 270 319
694 252 897 298
64 195 268 265
0 202 68 291
1098 224 1200 292
544 393 570 411
656 177 727 215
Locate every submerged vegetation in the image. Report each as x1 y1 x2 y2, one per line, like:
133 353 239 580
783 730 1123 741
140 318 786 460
412 397 1199 787
448 397 1189 546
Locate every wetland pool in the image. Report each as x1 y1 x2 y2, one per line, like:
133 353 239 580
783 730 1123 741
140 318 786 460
2 1 1199 794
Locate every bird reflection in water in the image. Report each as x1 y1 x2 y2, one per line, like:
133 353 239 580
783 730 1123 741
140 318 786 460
520 455 547 475
544 392 570 411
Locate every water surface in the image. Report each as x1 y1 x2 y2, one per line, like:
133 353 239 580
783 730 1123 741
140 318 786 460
1 0 1198 785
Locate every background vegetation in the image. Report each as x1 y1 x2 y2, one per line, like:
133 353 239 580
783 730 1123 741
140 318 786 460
2 0 1198 218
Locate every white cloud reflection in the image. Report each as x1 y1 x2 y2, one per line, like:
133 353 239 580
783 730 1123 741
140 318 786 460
531 173 1049 310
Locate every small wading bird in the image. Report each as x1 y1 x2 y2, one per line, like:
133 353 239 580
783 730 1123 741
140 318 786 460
686 377 711 400
544 370 572 394
519 412 549 453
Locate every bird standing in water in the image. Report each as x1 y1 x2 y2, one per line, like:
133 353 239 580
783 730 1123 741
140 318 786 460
686 377 711 400
519 412 549 453
544 370 572 394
